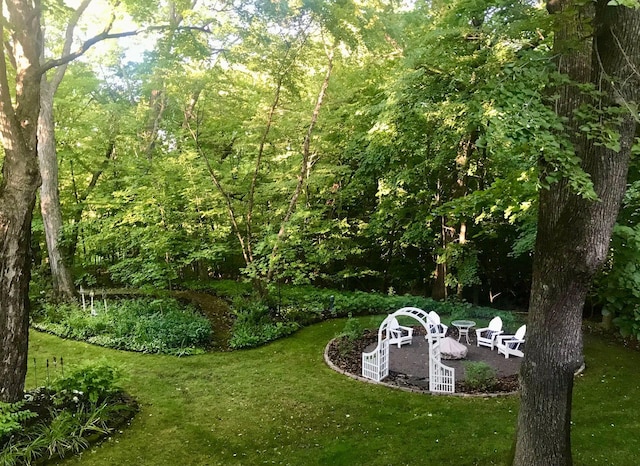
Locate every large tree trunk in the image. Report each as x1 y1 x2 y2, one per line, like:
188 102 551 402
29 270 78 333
0 0 43 402
513 2 640 464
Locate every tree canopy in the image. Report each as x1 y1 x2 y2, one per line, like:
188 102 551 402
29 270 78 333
1 0 639 463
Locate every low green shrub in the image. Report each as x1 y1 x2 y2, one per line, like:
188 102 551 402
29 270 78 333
229 298 300 349
229 321 300 349
0 364 136 466
32 298 212 356
338 314 364 341
196 280 523 350
53 364 121 404
334 314 365 357
463 361 498 391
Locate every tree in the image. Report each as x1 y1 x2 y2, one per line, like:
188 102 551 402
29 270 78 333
38 0 94 301
513 1 640 464
1 0 143 402
0 0 43 402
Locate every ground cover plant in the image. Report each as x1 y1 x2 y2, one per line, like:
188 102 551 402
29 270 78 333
21 319 640 465
0 363 136 465
31 298 212 356
202 280 520 349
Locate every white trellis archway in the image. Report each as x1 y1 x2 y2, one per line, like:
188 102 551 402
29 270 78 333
361 307 455 394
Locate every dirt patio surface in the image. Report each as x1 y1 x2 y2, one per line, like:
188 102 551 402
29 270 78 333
365 330 523 383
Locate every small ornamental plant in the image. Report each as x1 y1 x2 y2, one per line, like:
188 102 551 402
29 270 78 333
335 314 364 357
462 361 498 391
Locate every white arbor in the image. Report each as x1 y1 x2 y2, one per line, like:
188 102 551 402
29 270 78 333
362 307 455 394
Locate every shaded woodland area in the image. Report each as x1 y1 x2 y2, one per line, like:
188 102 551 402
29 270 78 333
33 2 565 306
18 1 635 316
1 0 639 464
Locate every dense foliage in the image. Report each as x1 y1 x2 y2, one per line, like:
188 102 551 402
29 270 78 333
0 364 136 465
219 280 520 348
25 0 640 336
596 162 640 340
32 299 212 356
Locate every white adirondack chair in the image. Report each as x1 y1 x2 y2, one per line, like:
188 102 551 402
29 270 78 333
388 317 413 348
426 310 448 339
496 325 526 358
476 316 503 350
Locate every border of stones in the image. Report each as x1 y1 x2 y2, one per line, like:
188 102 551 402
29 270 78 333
324 338 587 398
323 338 520 398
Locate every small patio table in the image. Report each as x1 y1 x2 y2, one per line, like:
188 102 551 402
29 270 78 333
451 320 476 345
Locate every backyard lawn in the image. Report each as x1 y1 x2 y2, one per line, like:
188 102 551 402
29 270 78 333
27 320 639 466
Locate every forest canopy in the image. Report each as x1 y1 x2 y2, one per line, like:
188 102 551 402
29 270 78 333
13 0 638 317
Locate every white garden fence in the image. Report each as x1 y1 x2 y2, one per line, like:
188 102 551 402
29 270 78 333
361 307 455 394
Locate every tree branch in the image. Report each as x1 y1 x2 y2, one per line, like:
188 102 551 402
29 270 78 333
39 24 216 76
49 0 93 90
40 29 140 75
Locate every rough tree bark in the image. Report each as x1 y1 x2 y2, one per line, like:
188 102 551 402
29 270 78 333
0 0 43 402
513 2 640 464
1 0 139 402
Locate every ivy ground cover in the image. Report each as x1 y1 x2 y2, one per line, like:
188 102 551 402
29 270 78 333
27 320 639 465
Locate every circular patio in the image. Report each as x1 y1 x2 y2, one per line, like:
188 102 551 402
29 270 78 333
366 331 522 385
326 326 524 395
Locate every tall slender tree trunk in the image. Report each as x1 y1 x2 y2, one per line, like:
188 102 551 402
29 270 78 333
0 0 43 402
246 74 284 264
513 2 640 464
38 0 92 301
39 86 77 300
431 215 449 300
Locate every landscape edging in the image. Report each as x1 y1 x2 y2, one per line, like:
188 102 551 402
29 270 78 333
323 338 520 398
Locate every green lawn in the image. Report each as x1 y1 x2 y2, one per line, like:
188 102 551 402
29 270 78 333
26 320 639 466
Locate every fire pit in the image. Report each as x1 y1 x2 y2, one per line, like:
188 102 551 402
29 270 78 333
440 337 468 360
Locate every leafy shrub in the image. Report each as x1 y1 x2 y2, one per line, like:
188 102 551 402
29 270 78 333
596 224 640 340
338 314 364 341
229 298 300 349
53 364 121 404
229 321 300 349
199 280 522 349
463 361 498 391
32 298 212 355
334 314 365 357
1 363 136 465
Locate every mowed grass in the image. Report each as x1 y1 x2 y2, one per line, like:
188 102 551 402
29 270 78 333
26 320 639 466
